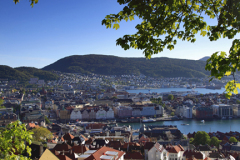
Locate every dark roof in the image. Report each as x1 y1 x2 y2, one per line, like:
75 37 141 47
53 143 72 152
124 152 144 159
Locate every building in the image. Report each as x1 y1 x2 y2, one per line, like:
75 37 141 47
148 143 168 160
96 108 107 120
70 109 82 120
79 146 125 160
232 104 240 117
196 107 213 120
141 106 156 117
115 106 132 118
106 108 114 119
212 104 233 118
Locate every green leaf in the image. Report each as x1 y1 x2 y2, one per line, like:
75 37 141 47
113 23 120 30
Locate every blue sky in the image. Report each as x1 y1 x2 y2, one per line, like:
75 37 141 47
0 0 237 68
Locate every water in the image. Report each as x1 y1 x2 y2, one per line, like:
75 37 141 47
126 88 227 94
119 119 240 135
124 88 240 135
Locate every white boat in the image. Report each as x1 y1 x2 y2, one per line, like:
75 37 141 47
142 118 156 123
181 124 189 125
201 120 205 123
222 117 226 120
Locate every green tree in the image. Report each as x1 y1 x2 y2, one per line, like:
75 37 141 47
229 136 238 143
168 94 174 100
170 112 175 116
44 116 50 124
210 136 221 147
189 137 194 144
31 127 53 142
193 131 211 146
102 0 240 97
0 121 33 159
0 98 5 109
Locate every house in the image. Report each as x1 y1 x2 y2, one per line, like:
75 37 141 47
70 109 82 120
96 108 107 119
89 109 96 120
81 110 89 120
144 142 155 160
106 108 115 119
148 142 168 160
165 144 184 160
183 150 205 160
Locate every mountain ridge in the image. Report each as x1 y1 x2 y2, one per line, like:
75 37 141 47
42 54 209 78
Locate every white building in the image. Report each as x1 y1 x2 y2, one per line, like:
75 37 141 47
148 143 168 160
70 110 82 120
155 105 164 117
106 108 114 119
96 108 107 119
232 104 240 117
212 104 233 118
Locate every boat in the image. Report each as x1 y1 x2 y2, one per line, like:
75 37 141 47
181 124 189 125
222 117 226 120
121 120 128 123
201 120 205 123
142 118 156 123
229 117 233 119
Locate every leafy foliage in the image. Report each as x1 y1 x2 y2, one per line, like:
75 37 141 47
229 136 238 143
168 94 174 100
192 131 211 146
210 136 221 147
44 116 50 124
206 39 240 98
14 0 38 7
102 0 240 58
0 121 33 159
31 127 53 142
42 54 209 77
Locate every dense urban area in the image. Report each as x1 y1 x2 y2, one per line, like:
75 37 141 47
1 72 240 160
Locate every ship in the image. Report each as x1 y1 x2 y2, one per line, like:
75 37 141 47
142 118 156 123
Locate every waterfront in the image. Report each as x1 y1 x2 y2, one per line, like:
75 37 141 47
119 119 240 135
126 87 227 94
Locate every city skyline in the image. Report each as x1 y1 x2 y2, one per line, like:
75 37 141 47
0 0 238 68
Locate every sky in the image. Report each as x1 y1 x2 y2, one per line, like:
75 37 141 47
0 0 238 69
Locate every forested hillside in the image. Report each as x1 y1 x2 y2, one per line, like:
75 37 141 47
0 65 59 81
42 54 209 78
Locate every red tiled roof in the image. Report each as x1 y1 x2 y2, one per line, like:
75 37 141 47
63 133 74 140
84 146 125 160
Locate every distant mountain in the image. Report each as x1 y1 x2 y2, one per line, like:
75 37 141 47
199 56 210 61
42 54 210 78
0 65 59 82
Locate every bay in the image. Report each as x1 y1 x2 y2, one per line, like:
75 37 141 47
126 87 227 94
119 119 240 135
124 88 240 135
